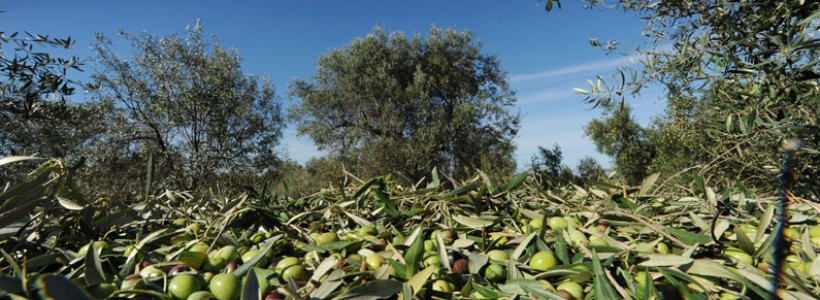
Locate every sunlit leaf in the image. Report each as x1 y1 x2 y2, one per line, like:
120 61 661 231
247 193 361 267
332 280 403 300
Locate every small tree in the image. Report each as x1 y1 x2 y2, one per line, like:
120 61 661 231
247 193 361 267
585 102 654 185
92 21 284 190
577 156 605 183
530 144 575 189
289 27 519 181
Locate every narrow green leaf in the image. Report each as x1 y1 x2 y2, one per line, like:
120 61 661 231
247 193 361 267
0 250 22 279
504 172 529 192
476 169 499 195
310 256 340 283
332 280 403 300
242 267 261 300
407 266 434 296
466 251 489 274
755 205 775 243
404 226 425 278
311 269 345 299
56 195 85 210
352 177 380 199
233 236 279 277
452 215 496 229
84 243 105 286
0 156 42 166
639 173 660 195
638 254 693 267
591 250 620 300
512 233 537 260
36 275 94 300
443 180 482 197
666 228 710 245
342 210 373 227
735 229 755 255
472 282 509 298
554 232 569 265
435 233 451 271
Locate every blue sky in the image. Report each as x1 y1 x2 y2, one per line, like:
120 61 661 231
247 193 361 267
0 0 666 170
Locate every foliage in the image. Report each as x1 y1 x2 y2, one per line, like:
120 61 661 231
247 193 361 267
1 158 819 300
584 102 654 185
91 21 284 191
289 26 520 181
570 0 819 195
0 30 108 182
530 144 576 189
576 156 605 183
0 31 79 117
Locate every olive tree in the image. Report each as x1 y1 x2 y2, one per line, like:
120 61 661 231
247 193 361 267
563 0 818 194
0 30 110 183
92 21 284 190
289 27 519 181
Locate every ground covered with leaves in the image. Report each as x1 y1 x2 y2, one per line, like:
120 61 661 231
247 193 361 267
1 160 819 300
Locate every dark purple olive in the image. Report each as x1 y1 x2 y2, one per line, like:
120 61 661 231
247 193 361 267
169 264 190 276
268 259 280 270
264 290 285 300
452 258 469 274
709 245 724 256
225 258 241 272
124 274 141 280
371 239 388 251
140 261 154 268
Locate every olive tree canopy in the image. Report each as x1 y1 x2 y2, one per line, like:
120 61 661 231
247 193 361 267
92 21 284 189
289 27 519 180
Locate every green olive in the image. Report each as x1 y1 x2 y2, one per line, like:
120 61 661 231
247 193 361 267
281 265 310 282
489 234 508 247
809 226 820 238
315 232 339 245
139 265 165 278
423 239 436 252
359 225 378 236
528 218 544 229
655 242 670 254
168 274 203 300
209 273 241 300
484 263 506 282
589 236 608 247
486 249 509 262
187 291 216 300
423 253 441 267
241 249 268 268
431 279 454 293
548 217 569 230
528 251 557 271
723 247 753 265
275 256 300 272
365 254 385 270
556 281 584 299
567 230 589 246
188 242 210 254
88 282 117 299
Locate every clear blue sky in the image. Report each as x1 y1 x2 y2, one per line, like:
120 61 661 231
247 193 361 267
1 0 666 170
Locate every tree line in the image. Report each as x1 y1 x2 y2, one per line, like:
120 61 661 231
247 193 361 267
2 0 817 200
